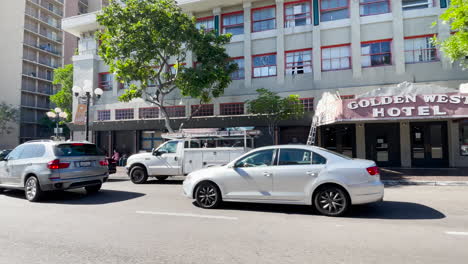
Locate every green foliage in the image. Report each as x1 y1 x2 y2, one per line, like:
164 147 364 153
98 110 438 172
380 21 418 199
51 64 73 122
435 0 468 68
0 102 19 135
248 88 304 142
97 0 237 132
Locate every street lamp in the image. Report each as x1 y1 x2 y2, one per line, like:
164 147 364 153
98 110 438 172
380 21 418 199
46 108 68 138
72 84 104 141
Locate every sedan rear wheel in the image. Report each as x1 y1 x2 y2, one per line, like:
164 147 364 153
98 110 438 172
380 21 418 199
314 186 349 217
195 182 221 209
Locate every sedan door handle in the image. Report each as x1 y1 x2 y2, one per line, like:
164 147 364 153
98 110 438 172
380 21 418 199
263 172 272 177
307 171 317 177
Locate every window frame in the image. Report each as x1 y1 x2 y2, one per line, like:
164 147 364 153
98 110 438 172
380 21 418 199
361 39 393 68
285 48 313 75
97 110 111 121
284 0 313 28
234 149 276 168
321 43 352 72
196 16 215 32
98 72 112 91
251 5 276 33
115 108 135 120
404 34 439 64
402 0 433 11
459 120 468 156
300 97 315 112
277 148 314 166
231 56 245 80
252 52 278 78
359 0 391 16
222 11 244 35
320 0 350 22
164 106 186 118
191 104 214 117
220 102 245 116
139 107 160 119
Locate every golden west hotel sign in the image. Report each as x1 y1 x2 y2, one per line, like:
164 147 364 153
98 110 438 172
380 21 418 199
341 93 468 121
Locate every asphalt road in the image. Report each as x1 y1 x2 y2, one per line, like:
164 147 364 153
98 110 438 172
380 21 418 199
0 177 467 264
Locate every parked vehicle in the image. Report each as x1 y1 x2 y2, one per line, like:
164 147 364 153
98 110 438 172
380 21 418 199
107 158 117 174
0 149 11 160
0 140 109 202
183 145 384 217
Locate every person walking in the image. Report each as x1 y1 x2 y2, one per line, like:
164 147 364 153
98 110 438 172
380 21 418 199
112 150 120 166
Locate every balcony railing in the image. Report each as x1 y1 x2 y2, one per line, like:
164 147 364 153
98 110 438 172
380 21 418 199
39 29 62 43
38 84 54 95
38 72 53 81
40 15 61 28
37 44 62 56
39 57 60 68
40 1 63 16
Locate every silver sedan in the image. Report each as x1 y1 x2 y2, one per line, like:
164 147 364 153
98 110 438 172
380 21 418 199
183 145 384 217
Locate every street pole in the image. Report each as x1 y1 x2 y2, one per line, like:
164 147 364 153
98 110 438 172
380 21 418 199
55 116 59 138
85 93 91 141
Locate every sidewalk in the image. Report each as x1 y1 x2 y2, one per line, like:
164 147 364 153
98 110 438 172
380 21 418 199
111 167 468 186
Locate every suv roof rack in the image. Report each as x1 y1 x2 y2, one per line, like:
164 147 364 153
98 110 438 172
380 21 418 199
24 139 55 143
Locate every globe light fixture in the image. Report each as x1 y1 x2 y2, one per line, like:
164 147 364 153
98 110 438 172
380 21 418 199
54 107 62 113
72 86 82 97
59 112 68 119
72 80 103 141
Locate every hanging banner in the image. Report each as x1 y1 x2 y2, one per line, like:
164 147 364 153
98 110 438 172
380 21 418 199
74 104 87 125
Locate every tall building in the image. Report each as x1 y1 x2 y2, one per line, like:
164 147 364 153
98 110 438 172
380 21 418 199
63 0 468 168
0 0 66 148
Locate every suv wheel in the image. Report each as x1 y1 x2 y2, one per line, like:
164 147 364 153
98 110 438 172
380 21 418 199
25 176 43 202
130 166 148 184
313 185 350 217
85 184 102 194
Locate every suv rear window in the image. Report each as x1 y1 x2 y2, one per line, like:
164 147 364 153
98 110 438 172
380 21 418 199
54 144 104 157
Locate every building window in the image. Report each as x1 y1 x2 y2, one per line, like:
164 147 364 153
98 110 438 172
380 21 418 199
97 110 110 121
98 72 112 91
340 95 355 99
300 98 314 112
164 106 185 118
191 104 214 117
253 53 277 78
196 16 215 32
404 35 438 63
402 0 433 11
321 45 351 71
231 57 245 80
222 12 244 35
360 0 390 16
361 40 392 67
286 49 312 75
285 0 312 27
320 0 349 22
115 109 134 120
460 120 468 156
140 131 163 151
220 103 245 115
139 107 159 119
252 6 276 32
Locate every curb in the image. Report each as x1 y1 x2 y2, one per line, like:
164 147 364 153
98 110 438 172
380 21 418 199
383 180 468 186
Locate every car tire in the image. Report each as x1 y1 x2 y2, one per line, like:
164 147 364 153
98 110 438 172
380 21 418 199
156 176 169 181
25 176 43 202
313 185 350 217
130 166 148 184
195 182 221 209
85 184 102 194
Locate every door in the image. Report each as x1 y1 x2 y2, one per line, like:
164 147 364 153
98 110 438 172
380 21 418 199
272 148 327 201
411 122 448 167
365 123 401 167
222 149 275 200
148 141 182 175
1 145 26 185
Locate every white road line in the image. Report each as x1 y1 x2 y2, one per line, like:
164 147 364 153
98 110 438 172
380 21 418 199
136 211 238 220
445 231 468 236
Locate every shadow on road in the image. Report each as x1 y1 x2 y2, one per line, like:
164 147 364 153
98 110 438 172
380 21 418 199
2 189 145 205
213 200 445 220
145 179 184 185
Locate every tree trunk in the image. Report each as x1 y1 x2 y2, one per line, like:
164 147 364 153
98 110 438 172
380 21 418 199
159 106 174 133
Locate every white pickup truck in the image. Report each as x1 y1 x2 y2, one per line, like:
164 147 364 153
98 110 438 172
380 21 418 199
126 140 249 184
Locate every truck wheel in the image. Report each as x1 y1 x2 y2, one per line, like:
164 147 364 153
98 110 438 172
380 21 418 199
130 166 148 184
156 176 168 181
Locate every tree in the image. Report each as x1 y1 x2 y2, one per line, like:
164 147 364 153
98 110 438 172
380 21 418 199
96 0 237 132
435 0 468 69
0 102 19 135
247 89 304 144
51 64 73 122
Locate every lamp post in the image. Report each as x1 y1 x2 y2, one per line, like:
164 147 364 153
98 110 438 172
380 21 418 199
72 83 104 142
46 108 68 138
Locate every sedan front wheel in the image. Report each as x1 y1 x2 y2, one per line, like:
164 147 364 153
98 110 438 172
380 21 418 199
314 186 350 217
195 182 221 209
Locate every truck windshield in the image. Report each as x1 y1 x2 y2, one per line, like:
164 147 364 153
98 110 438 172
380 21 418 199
55 144 104 157
158 141 178 153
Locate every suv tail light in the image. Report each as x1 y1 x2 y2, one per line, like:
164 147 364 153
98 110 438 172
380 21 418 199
47 159 70 170
99 160 109 166
366 166 380 176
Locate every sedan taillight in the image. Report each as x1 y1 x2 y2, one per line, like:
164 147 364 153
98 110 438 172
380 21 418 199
99 160 109 166
366 166 380 176
47 159 70 170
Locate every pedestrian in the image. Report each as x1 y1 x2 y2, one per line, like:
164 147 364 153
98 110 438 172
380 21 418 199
112 150 120 166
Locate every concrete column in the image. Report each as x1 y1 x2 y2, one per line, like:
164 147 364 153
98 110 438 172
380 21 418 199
186 12 195 67
312 27 321 81
437 17 453 70
448 120 456 167
276 0 285 85
350 0 362 78
243 2 253 89
391 0 405 75
213 102 220 115
355 123 366 159
400 121 411 168
213 7 221 30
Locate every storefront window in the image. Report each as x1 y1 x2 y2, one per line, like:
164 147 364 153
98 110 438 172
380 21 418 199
460 120 468 156
140 131 163 151
321 124 356 158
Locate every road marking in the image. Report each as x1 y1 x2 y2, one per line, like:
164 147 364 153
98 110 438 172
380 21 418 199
445 231 468 236
136 211 238 220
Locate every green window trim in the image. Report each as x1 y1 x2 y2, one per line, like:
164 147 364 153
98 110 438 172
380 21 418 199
313 0 319 26
440 0 448 8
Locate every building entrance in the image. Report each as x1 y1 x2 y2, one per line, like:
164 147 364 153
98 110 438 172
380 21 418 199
410 122 449 167
365 123 401 167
